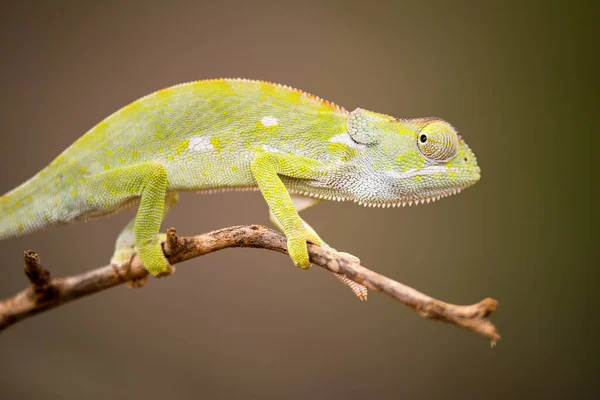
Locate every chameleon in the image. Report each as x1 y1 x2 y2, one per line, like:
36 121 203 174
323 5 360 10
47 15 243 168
0 78 480 299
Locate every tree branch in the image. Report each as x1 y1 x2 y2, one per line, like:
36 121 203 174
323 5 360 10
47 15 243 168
0 225 500 343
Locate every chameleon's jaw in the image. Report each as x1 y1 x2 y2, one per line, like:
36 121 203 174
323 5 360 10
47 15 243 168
285 165 480 208
354 185 468 208
346 164 481 208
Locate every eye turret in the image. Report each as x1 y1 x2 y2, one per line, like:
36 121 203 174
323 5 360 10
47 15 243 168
416 120 458 163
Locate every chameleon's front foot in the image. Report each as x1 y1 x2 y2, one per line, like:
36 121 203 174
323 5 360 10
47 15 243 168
137 233 175 277
287 227 323 269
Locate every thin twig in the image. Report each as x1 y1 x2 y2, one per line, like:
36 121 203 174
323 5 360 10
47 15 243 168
0 225 500 343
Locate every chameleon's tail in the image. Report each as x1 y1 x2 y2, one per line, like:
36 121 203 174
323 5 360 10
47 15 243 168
0 172 59 240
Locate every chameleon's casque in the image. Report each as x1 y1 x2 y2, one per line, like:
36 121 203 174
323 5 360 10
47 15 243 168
0 79 480 299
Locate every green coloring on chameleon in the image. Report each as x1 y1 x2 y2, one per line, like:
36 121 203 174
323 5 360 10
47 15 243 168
0 79 481 299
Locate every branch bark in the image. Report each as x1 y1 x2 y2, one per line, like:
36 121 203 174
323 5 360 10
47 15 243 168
0 225 500 343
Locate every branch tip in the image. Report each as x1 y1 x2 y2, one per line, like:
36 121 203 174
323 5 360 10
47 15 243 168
23 250 52 295
164 227 183 255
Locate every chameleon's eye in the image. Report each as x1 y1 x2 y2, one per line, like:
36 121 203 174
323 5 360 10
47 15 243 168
417 120 458 163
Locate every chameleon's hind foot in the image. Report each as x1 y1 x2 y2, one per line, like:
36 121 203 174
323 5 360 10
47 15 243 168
111 247 150 288
111 233 174 285
111 250 148 288
110 247 136 271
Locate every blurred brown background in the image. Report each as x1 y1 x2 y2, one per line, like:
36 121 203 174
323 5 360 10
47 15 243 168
0 1 595 399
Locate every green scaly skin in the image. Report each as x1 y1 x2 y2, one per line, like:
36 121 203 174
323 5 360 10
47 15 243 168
0 79 480 296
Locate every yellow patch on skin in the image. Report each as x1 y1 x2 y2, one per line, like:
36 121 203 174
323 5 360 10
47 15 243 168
43 188 48 193
167 156 175 161
412 176 423 182
104 165 110 170
132 151 139 158
81 179 87 184
81 166 87 173
71 190 77 197
17 224 23 232
54 199 59 204
231 166 238 172
120 159 126 165
327 143 345 153
210 136 223 152
15 201 21 207
176 140 189 154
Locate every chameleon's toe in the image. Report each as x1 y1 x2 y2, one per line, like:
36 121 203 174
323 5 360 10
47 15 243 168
143 253 174 277
287 237 311 269
287 228 323 270
136 235 174 277
111 247 150 288
110 247 136 272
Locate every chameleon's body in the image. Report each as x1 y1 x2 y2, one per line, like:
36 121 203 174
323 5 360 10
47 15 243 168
0 79 480 298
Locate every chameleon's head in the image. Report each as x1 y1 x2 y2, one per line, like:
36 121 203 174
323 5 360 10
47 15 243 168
345 108 480 207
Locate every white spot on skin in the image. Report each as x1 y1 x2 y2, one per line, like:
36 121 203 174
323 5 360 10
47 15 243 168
188 136 213 151
262 145 282 153
329 133 366 150
260 116 279 127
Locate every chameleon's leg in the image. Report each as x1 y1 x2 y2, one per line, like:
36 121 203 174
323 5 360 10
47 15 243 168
269 194 367 301
251 153 326 269
86 162 171 276
111 192 179 271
